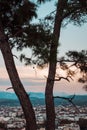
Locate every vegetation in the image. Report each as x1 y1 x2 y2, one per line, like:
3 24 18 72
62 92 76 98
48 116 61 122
17 1 87 130
0 0 37 130
0 0 87 130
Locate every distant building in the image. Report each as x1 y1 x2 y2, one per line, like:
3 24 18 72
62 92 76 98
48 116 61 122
63 123 80 130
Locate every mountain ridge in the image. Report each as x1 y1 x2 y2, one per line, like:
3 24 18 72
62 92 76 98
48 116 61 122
0 91 87 106
0 91 86 99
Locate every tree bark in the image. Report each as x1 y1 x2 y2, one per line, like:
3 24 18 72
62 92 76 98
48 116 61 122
0 25 37 130
45 1 68 130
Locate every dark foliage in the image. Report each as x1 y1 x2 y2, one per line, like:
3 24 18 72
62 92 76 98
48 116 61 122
16 0 87 67
19 22 52 67
66 50 87 83
0 0 37 45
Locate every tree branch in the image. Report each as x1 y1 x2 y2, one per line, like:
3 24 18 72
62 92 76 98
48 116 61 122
44 75 73 82
45 10 56 19
6 87 13 91
53 95 80 113
13 54 18 59
62 2 85 20
54 76 70 82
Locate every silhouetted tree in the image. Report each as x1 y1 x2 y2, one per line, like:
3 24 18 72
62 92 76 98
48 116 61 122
0 0 37 130
65 50 87 83
39 1 87 130
7 1 87 130
3 0 87 130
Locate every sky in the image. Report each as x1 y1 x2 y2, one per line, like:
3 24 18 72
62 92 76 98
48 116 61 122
0 1 87 95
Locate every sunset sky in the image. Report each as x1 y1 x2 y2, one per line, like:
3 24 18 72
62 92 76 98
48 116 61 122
0 1 87 95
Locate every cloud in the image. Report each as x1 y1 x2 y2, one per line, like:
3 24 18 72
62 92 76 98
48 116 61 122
0 66 47 92
0 66 87 95
0 66 48 79
0 78 46 93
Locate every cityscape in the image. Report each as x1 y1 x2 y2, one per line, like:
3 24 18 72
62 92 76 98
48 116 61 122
0 105 87 130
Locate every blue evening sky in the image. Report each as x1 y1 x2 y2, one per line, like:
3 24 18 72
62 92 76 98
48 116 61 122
37 0 87 56
0 1 87 94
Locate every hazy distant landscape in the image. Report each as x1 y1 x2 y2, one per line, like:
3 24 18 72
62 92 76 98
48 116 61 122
0 91 87 106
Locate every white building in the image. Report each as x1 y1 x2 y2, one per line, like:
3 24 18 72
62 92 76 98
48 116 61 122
63 123 80 130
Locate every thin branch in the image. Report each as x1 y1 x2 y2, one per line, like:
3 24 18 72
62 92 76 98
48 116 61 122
68 62 78 68
67 75 74 81
54 77 70 82
13 54 18 59
46 9 56 16
45 10 56 19
62 2 85 20
53 95 80 113
6 87 13 91
44 75 73 82
57 59 87 64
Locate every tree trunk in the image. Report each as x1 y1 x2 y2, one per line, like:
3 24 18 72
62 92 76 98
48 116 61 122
45 1 68 130
0 26 37 130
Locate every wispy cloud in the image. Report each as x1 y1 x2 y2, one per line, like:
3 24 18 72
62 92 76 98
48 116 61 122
0 66 86 95
0 66 47 92
0 66 48 79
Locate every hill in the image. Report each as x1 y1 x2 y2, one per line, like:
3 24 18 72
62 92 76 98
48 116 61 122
0 91 87 106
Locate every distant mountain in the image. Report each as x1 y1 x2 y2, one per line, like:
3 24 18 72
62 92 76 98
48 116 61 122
29 92 45 99
54 95 87 106
0 91 18 100
0 91 45 100
73 95 87 106
0 91 45 106
54 92 69 97
0 91 69 100
0 91 70 100
0 91 87 106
